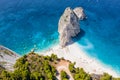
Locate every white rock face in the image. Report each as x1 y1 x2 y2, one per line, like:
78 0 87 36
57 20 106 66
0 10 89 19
0 46 20 71
73 7 86 20
58 7 85 47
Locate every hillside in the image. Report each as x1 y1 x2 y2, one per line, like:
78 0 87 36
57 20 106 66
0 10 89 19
0 52 120 80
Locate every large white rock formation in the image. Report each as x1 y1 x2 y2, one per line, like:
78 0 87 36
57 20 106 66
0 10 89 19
58 7 86 47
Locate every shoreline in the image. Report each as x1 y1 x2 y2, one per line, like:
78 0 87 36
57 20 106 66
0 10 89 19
38 42 120 78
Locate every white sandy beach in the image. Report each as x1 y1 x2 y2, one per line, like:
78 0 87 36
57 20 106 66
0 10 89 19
38 42 120 78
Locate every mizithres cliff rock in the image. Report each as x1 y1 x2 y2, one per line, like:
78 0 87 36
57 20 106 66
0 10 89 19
58 7 86 47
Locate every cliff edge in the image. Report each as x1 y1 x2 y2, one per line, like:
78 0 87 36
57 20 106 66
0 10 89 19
0 46 20 71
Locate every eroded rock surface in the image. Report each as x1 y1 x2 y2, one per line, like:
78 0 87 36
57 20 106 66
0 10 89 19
58 7 85 47
0 45 20 71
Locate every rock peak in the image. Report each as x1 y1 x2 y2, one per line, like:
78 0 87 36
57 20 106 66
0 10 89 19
58 7 86 47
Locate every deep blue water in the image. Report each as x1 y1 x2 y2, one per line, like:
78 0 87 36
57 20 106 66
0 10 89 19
0 0 120 73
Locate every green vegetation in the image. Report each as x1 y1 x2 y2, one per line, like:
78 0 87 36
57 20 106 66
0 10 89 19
69 63 91 80
69 62 75 73
0 66 5 79
100 73 120 80
60 71 68 80
0 52 120 80
68 63 120 80
0 52 58 80
100 73 112 80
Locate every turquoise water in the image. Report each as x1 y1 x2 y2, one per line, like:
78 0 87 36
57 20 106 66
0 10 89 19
0 0 120 73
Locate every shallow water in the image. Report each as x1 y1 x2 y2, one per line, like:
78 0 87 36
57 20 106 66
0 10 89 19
0 0 120 73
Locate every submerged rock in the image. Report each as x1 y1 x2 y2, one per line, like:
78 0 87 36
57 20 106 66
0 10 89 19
58 7 86 47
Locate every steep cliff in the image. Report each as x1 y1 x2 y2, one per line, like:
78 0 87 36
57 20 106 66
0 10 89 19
0 46 20 71
58 7 85 47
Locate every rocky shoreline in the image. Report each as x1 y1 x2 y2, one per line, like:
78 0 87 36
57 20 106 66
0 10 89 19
0 45 20 71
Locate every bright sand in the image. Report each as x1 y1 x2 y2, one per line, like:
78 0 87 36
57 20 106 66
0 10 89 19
38 42 120 77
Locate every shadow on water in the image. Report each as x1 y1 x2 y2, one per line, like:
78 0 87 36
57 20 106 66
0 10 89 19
73 28 85 41
66 28 86 46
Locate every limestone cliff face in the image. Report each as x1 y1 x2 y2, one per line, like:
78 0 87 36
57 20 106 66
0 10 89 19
58 7 85 47
0 46 20 71
73 7 86 20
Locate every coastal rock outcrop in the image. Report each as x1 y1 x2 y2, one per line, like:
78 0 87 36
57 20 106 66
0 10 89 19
0 46 20 71
58 7 86 47
73 7 86 20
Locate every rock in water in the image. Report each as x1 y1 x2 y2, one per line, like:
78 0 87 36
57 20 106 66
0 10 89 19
58 7 86 47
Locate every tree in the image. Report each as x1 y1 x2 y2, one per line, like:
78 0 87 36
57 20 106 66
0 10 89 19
47 72 53 79
14 57 27 69
30 72 43 80
69 63 75 73
61 71 68 80
1 71 11 80
100 73 112 80
51 54 58 61
74 73 80 80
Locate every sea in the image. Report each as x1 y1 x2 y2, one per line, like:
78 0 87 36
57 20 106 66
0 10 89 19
0 0 120 74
